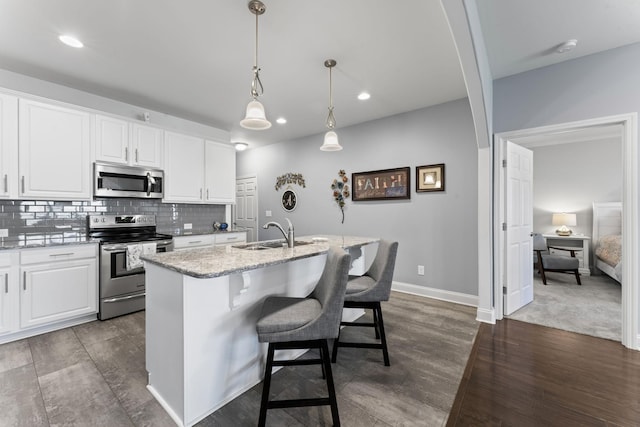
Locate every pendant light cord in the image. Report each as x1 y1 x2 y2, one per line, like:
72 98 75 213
251 9 264 99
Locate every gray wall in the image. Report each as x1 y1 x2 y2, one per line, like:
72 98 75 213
532 139 622 240
494 42 640 133
237 98 479 295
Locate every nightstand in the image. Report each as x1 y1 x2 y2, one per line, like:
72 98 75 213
542 234 591 275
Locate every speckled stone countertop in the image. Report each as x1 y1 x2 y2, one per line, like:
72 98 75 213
0 233 98 250
142 235 378 279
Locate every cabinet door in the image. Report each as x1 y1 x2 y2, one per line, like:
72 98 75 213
163 131 205 203
0 93 18 198
0 253 19 336
132 124 163 168
19 100 91 200
95 114 129 165
20 258 97 329
204 140 235 204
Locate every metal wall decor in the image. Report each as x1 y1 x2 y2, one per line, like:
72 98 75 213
274 173 306 191
331 170 350 223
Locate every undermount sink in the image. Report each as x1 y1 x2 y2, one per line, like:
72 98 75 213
233 240 314 250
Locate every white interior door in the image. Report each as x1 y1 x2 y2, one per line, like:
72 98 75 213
235 176 258 242
504 141 534 315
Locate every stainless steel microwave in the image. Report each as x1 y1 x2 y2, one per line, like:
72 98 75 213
94 162 164 199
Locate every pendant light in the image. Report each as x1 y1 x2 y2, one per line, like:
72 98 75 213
320 59 342 151
240 0 272 130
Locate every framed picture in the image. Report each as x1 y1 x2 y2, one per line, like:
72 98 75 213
416 163 445 192
352 167 410 201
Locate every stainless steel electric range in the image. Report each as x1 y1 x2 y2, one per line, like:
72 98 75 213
87 214 173 320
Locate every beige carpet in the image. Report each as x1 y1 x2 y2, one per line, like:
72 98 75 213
507 272 621 341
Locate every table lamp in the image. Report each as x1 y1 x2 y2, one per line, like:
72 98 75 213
552 212 577 236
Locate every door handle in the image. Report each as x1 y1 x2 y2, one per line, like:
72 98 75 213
135 149 139 163
21 176 25 194
125 147 128 162
4 273 7 294
3 174 6 193
23 271 26 291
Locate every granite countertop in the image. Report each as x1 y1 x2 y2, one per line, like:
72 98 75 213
0 233 98 250
142 235 378 279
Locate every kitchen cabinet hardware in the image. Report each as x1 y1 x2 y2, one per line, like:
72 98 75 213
4 273 7 293
3 174 6 193
125 147 129 162
23 271 26 291
135 149 139 163
49 253 75 257
21 176 24 193
207 189 209 199
189 241 202 244
200 188 203 198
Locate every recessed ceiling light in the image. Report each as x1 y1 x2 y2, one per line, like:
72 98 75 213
234 142 248 151
59 34 83 48
276 117 287 124
556 39 577 54
357 92 371 101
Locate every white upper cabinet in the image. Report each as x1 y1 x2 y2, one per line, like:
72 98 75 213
163 132 235 204
163 131 205 203
0 94 18 198
96 115 163 169
204 140 235 204
132 123 163 168
19 99 92 200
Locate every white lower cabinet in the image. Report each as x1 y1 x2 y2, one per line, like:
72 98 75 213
18 245 98 331
0 252 19 336
173 234 216 251
215 232 246 246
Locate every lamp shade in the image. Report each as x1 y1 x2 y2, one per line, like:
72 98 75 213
552 213 577 226
240 100 272 130
320 131 342 151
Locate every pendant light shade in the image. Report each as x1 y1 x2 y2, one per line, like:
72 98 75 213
240 100 271 130
241 0 271 130
320 59 342 151
321 131 341 151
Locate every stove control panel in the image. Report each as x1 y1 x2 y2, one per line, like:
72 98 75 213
88 214 157 229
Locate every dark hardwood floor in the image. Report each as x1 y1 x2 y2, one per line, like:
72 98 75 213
447 319 640 426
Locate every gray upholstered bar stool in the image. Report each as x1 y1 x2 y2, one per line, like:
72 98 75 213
331 240 398 366
256 246 351 427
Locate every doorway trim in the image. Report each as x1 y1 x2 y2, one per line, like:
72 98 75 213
493 113 638 350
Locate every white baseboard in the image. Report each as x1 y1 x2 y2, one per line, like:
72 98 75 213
392 281 478 307
475 307 496 324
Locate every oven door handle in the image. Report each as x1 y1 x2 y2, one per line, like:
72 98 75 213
102 246 128 252
103 293 146 303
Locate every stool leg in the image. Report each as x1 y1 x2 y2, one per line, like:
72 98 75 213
375 302 390 367
321 339 340 426
258 343 275 427
331 327 341 363
373 308 381 339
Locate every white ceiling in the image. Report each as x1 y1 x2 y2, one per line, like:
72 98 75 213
1 1 640 149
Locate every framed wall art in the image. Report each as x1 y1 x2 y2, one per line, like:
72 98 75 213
352 167 410 201
416 163 445 192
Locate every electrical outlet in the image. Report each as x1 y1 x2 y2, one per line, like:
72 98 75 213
418 265 425 276
184 223 192 230
0 229 7 238
266 210 272 217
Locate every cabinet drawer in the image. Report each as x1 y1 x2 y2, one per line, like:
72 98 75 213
0 252 15 267
173 234 215 250
20 244 98 265
215 233 246 245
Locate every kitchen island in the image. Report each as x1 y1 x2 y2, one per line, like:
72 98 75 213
142 235 378 427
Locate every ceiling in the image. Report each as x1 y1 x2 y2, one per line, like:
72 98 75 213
1 1 640 149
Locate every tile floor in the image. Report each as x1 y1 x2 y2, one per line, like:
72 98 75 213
0 292 478 426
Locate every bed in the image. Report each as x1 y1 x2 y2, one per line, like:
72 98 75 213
592 202 622 282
